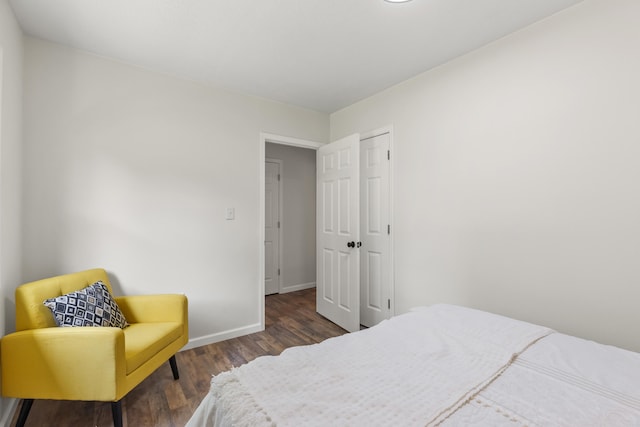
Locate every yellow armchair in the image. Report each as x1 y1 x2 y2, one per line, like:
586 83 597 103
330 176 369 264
1 268 189 427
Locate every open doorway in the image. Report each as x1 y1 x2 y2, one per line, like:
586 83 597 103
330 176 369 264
258 134 323 329
265 144 317 295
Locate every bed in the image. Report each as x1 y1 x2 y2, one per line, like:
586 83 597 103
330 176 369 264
186 304 640 426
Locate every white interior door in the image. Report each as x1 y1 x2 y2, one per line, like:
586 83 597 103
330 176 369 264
265 159 281 295
360 133 391 327
316 133 360 332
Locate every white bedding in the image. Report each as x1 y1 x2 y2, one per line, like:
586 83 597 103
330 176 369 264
186 304 640 426
446 332 640 426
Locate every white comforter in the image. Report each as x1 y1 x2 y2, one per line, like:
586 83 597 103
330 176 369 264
446 332 640 426
187 304 558 426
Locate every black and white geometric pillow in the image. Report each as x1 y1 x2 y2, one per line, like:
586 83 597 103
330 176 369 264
43 281 129 328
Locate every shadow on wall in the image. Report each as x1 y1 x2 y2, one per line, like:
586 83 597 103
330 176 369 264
107 271 126 296
4 296 17 333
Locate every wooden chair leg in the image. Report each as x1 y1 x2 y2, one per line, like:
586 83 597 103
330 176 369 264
16 399 34 427
169 354 179 380
111 401 123 427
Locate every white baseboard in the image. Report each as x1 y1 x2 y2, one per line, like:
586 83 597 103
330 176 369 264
1 397 19 427
279 282 316 294
181 322 264 351
180 284 315 351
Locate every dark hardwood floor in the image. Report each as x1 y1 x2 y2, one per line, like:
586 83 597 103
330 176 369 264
12 288 347 427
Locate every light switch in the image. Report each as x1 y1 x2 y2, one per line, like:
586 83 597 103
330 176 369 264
225 207 235 220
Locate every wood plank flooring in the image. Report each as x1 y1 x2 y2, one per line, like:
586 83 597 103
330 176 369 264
12 288 347 427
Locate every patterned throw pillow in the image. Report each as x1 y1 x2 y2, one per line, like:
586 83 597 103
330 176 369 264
43 281 129 328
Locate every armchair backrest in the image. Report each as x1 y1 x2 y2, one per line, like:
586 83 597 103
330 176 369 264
16 268 114 331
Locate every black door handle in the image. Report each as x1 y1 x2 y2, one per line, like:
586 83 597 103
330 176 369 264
347 241 355 248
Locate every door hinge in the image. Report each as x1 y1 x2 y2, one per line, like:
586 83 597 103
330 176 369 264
388 299 391 309
278 221 281 228
387 224 390 235
278 268 281 276
278 174 281 181
387 150 390 160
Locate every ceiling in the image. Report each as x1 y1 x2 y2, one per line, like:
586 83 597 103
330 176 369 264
10 0 583 113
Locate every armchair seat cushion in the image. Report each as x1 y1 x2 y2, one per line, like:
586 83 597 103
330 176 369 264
124 322 183 374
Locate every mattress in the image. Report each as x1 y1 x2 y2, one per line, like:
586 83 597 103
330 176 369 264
186 304 640 426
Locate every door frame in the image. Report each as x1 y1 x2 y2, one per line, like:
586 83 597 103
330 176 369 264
258 133 323 330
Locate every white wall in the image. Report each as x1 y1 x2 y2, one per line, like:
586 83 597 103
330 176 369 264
0 0 23 423
331 0 640 352
22 37 329 347
265 143 316 292
15 0 640 356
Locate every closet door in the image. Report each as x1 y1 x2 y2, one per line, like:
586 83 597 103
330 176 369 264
360 133 391 327
316 134 361 332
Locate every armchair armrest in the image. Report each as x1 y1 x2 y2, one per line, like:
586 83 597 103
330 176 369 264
115 294 188 325
1 327 126 401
